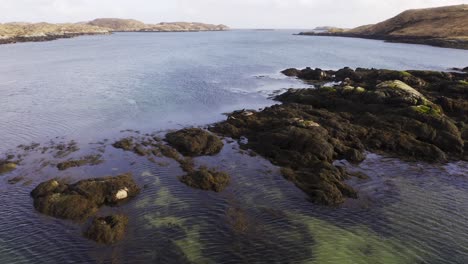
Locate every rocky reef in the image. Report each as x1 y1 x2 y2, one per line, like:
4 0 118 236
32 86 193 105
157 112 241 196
210 67 467 205
31 173 140 221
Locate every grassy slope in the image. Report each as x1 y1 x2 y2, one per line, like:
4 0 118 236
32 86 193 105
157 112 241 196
348 4 468 40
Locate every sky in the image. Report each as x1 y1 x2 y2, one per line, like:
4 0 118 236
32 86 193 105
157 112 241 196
0 0 467 28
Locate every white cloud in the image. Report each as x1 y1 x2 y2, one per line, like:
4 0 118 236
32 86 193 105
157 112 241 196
0 0 466 28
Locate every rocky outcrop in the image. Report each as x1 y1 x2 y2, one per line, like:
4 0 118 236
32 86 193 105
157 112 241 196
31 173 140 221
165 128 224 156
210 67 467 205
298 5 468 49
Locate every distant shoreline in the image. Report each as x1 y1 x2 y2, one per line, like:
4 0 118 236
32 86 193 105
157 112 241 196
296 32 468 50
0 32 109 45
0 29 230 45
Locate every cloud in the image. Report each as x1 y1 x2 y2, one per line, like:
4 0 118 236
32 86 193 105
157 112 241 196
0 0 466 28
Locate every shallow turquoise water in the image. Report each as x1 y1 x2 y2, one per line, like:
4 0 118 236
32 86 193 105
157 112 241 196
0 31 467 264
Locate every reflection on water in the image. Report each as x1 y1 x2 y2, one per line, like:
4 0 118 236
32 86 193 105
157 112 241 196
0 137 467 263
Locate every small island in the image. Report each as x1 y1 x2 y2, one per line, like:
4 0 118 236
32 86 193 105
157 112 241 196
298 4 468 49
0 18 229 45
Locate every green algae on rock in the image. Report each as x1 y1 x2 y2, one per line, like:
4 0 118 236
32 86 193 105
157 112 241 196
84 214 129 244
31 173 140 221
165 128 224 156
179 166 230 192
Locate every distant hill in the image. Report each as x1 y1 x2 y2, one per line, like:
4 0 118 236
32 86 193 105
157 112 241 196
0 18 229 45
87 18 229 32
299 5 468 49
88 18 146 31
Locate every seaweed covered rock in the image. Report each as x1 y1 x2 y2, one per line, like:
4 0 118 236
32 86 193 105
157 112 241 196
31 173 140 221
165 128 224 156
0 160 17 175
112 138 134 151
210 67 467 205
179 166 230 192
84 214 128 244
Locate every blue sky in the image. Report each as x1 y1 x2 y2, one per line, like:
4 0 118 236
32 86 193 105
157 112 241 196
0 0 466 28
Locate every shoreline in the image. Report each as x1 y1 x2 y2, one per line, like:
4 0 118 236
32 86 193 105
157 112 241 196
0 29 230 45
297 32 468 50
0 32 110 45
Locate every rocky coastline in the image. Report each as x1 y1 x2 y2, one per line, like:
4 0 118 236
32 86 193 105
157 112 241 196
298 5 468 50
0 32 109 45
0 19 229 45
297 32 468 50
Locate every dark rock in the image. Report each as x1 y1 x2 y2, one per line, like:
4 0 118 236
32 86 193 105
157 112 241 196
179 166 230 192
296 67 332 81
281 68 301 77
165 128 224 156
84 214 128 244
31 173 140 221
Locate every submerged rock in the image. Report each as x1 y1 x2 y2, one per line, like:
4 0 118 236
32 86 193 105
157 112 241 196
0 161 17 175
31 173 140 221
165 128 224 156
179 166 230 192
56 155 103 171
84 214 129 244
